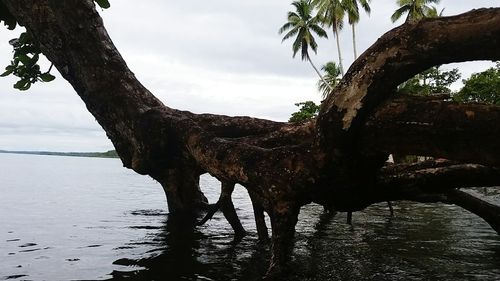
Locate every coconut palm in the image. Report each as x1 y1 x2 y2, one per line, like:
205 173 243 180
317 61 342 97
279 0 332 91
391 0 441 23
313 0 346 75
342 0 371 59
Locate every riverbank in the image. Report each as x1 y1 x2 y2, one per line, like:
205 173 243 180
0 149 118 158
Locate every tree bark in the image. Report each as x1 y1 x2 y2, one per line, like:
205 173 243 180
266 205 299 279
197 181 246 237
352 24 358 59
334 25 345 75
361 95 500 166
157 166 208 214
3 1 500 277
249 191 270 241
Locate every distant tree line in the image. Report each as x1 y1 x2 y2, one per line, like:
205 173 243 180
0 149 118 158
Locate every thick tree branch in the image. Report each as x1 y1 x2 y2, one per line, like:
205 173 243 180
317 159 500 212
361 95 500 166
375 160 500 202
4 1 500 276
373 162 500 233
445 190 500 234
2 0 166 170
197 181 246 237
318 8 500 148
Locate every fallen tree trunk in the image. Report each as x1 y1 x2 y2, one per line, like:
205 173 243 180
3 0 500 278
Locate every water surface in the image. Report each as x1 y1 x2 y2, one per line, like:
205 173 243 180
1 153 499 280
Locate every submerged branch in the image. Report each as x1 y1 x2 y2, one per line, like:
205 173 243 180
362 96 500 166
445 189 500 234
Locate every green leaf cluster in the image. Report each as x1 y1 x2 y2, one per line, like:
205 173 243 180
0 32 54 90
317 61 341 97
95 0 111 9
0 0 110 91
453 63 500 105
289 101 320 122
397 66 460 96
391 0 441 23
279 0 328 61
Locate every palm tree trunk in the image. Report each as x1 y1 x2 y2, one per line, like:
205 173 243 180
334 25 345 76
352 24 358 59
308 56 333 92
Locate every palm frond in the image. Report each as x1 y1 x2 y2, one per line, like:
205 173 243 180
280 0 325 62
423 6 438 18
309 33 318 54
279 22 294 34
359 0 371 14
281 27 300 42
287 11 299 20
317 61 342 97
310 24 328 38
292 28 306 58
391 5 410 22
301 38 310 60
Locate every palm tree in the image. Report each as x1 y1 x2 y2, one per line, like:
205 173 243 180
391 0 441 23
342 0 371 59
279 0 332 91
317 61 342 97
313 0 346 75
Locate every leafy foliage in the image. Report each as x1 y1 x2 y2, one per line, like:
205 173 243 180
343 0 371 25
279 0 328 61
0 0 110 91
397 66 460 96
289 101 320 122
453 63 500 105
279 0 332 88
95 0 111 9
0 32 53 90
391 0 441 23
343 0 371 59
312 0 345 30
317 61 341 97
312 0 346 73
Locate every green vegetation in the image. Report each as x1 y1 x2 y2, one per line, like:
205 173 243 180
312 0 346 74
397 66 460 96
289 101 320 122
94 0 110 9
280 0 499 124
397 63 500 105
279 0 331 91
453 63 500 105
391 0 441 23
280 0 374 100
343 0 371 59
0 149 119 158
0 0 110 91
98 150 119 158
317 61 342 97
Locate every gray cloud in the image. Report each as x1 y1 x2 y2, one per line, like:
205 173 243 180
0 0 498 151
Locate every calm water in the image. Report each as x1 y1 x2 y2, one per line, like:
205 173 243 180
1 153 500 281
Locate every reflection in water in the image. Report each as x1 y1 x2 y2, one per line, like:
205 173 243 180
109 213 269 281
1 154 500 281
107 201 500 281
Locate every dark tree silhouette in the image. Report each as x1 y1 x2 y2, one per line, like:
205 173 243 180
2 1 500 278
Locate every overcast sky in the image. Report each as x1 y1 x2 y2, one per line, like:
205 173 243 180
0 0 497 152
